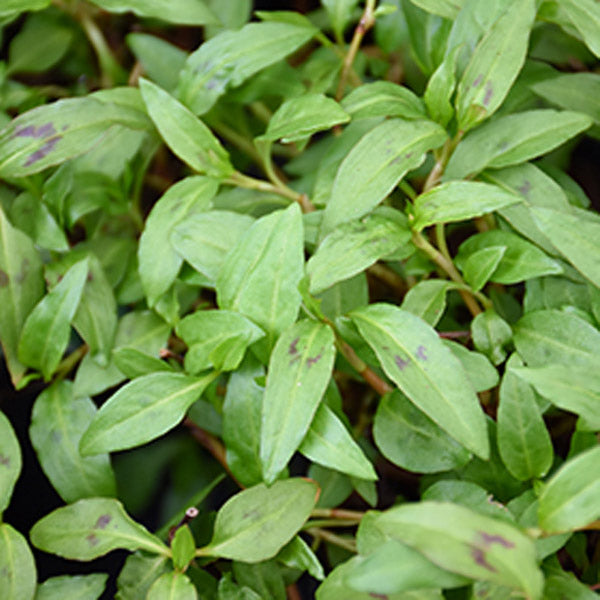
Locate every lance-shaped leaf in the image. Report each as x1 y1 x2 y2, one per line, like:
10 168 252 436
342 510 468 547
321 119 447 235
538 445 600 534
177 21 316 116
216 203 304 354
138 176 217 306
0 524 36 600
560 0 600 58
409 0 463 19
373 390 471 474
411 181 521 232
445 110 593 180
461 246 506 292
257 93 349 143
29 381 116 503
299 404 376 481
497 356 553 481
530 206 600 289
147 572 197 600
455 0 536 132
35 574 107 600
0 0 49 15
350 304 489 459
88 0 217 25
30 498 168 560
116 553 170 599
424 44 461 128
260 320 336 483
322 0 360 39
401 280 461 327
139 78 233 178
511 365 600 431
0 412 21 514
340 81 426 121
0 94 151 178
18 258 88 380
443 340 499 393
0 208 44 386
307 212 411 294
79 372 216 455
278 536 325 581
372 501 543 599
199 479 319 562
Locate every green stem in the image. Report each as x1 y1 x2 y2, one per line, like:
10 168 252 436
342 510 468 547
306 528 357 553
303 519 360 529
211 121 265 167
399 179 418 201
54 345 88 382
80 14 125 87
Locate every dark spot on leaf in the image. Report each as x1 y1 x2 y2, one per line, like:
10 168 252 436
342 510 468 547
24 135 62 166
86 271 94 282
62 125 69 132
51 431 62 444
498 141 509 152
289 337 300 355
479 531 514 548
306 352 323 368
14 122 56 139
16 259 29 284
518 180 531 197
205 79 219 90
394 354 410 370
471 546 496 572
369 594 388 599
95 514 111 529
86 533 99 546
242 509 261 520
405 152 413 159
472 74 483 87
483 81 493 107
415 345 427 361
390 155 403 165
0 453 10 467
0 270 8 287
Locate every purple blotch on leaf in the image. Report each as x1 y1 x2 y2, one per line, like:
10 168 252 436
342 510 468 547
306 352 323 368
471 546 497 572
94 514 111 529
483 81 493 107
415 345 427 361
0 453 10 467
16 259 29 284
479 531 514 548
472 74 483 88
86 533 99 546
395 354 410 370
0 270 8 287
24 136 61 166
289 337 300 355
518 180 531 197
14 122 56 139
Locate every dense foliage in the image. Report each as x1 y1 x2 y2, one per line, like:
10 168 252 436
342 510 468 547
0 0 599 598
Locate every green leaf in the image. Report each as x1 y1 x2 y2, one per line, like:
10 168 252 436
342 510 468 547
171 526 196 571
538 445 600 534
340 81 426 121
471 309 512 365
410 181 521 232
461 246 506 292
347 539 468 594
374 390 471 473
176 310 264 373
0 207 44 386
35 574 108 600
530 206 600 289
216 203 304 354
513 309 600 369
177 21 316 116
497 355 553 481
424 44 461 127
277 536 324 581
218 573 262 599
30 381 116 503
409 0 463 19
18 258 88 380
116 552 169 600
30 498 168 560
257 94 349 143
322 0 360 39
147 572 197 599
139 78 233 178
456 230 563 285
443 340 499 393
455 0 536 132
232 560 285 600
0 94 152 178
559 0 600 58
0 411 20 515
445 110 593 180
0 524 36 600
542 569 600 600
307 212 411 294
373 501 543 598
126 33 187 93
200 479 319 562
260 319 336 483
0 0 50 16
79 372 216 455
511 365 600 431
300 403 376 480
138 176 217 305
350 304 489 458
171 211 254 282
88 0 217 25
401 280 460 327
322 119 446 235
111 348 172 380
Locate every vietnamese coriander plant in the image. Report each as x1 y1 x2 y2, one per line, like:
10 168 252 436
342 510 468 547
0 0 599 598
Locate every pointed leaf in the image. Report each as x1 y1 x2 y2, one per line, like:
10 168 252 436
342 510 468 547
0 524 36 600
560 0 600 58
30 498 168 560
401 280 460 327
177 21 316 115
0 207 44 386
35 574 107 600
538 445 600 534
139 78 233 178
497 356 553 481
260 320 336 483
409 0 463 19
455 0 536 132
351 304 489 458
471 309 512 365
277 536 325 581
111 348 173 379
322 0 360 38
424 44 461 127
18 258 88 380
80 372 216 455
321 119 447 235
443 340 499 393
200 479 319 562
116 552 170 600
300 403 376 481
171 526 196 571
411 181 521 232
462 246 506 291
0 412 21 514
88 0 217 25
373 501 543 599
147 572 197 600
